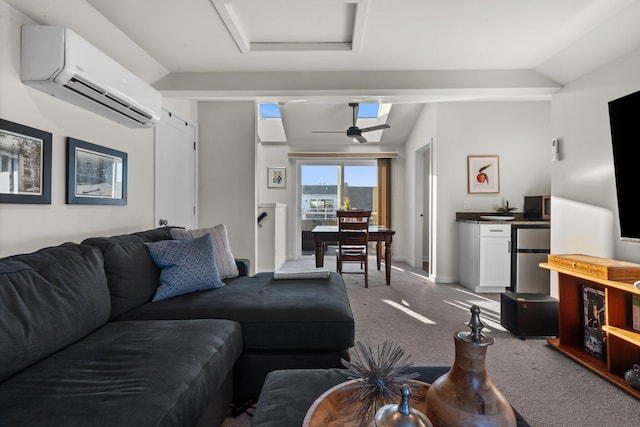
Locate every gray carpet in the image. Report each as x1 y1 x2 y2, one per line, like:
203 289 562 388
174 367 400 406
223 256 639 427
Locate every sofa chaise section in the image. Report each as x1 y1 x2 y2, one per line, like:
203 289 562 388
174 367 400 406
82 227 355 399
120 271 355 398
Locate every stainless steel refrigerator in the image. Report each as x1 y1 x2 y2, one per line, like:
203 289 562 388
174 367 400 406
510 225 551 294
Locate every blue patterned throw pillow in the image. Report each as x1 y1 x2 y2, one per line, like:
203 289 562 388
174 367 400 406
145 234 225 302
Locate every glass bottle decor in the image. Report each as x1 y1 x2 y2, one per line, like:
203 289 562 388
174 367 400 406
425 305 516 427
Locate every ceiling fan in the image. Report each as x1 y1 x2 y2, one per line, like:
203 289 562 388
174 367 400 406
312 102 390 143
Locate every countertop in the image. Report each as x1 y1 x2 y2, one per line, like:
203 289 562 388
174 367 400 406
455 211 549 226
457 219 549 225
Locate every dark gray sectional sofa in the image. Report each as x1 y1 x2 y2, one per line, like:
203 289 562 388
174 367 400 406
0 226 354 427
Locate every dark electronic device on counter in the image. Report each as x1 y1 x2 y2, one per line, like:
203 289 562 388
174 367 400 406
523 195 550 220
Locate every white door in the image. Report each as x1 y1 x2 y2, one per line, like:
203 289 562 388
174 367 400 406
414 141 432 275
155 108 197 229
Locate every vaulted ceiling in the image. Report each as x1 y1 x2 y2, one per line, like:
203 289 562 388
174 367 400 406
7 0 640 145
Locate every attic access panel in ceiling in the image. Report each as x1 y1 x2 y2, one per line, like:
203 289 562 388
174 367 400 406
211 0 369 53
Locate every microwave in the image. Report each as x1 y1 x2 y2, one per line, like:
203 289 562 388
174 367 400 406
524 195 551 220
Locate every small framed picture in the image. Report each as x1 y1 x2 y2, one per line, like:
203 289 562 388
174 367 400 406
467 155 500 194
66 137 127 205
268 167 286 188
0 119 52 204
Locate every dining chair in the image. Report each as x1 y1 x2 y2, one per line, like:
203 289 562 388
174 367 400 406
336 210 371 288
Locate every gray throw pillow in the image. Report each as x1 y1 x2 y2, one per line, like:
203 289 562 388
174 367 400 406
145 234 225 302
170 224 239 279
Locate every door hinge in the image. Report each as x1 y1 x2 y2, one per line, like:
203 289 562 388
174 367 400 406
193 141 196 150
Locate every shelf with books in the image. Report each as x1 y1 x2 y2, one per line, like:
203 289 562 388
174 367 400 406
542 255 640 400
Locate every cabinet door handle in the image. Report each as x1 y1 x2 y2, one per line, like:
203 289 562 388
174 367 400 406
508 240 512 253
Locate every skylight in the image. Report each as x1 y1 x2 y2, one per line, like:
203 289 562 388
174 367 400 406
257 103 286 142
357 103 380 118
259 103 281 119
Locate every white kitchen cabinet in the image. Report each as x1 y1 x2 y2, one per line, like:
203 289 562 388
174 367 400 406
458 222 511 293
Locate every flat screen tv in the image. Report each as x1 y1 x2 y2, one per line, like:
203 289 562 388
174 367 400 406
608 89 640 241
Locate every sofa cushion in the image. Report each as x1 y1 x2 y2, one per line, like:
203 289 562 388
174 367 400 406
146 234 225 302
117 272 355 351
0 319 243 427
170 224 239 279
0 243 110 382
82 227 174 319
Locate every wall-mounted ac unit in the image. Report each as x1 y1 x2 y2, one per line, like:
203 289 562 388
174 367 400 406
21 26 161 128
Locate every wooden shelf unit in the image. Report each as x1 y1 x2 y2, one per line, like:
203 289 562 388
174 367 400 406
541 258 640 399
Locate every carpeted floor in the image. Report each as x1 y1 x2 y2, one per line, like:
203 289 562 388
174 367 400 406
223 256 639 427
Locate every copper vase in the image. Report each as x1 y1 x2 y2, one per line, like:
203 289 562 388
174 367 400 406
425 306 516 427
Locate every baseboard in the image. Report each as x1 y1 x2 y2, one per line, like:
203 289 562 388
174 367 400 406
432 275 457 284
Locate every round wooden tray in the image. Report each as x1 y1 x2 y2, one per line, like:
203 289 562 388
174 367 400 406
302 379 430 427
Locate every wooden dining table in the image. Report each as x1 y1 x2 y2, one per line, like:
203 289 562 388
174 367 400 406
311 225 396 286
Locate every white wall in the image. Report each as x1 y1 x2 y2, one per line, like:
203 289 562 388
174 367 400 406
256 143 293 258
258 144 292 207
0 3 157 257
551 46 640 265
404 104 437 272
197 101 257 272
406 101 552 283
162 98 198 125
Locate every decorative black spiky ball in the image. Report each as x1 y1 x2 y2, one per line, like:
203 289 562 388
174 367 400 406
340 339 419 423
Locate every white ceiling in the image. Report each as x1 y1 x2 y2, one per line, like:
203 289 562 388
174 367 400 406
7 0 640 145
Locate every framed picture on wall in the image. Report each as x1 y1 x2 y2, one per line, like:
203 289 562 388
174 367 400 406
267 167 286 188
467 155 500 194
66 137 127 205
0 118 52 204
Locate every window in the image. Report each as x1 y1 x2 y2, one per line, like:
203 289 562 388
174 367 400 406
259 103 281 119
357 103 380 118
300 161 378 252
257 103 286 142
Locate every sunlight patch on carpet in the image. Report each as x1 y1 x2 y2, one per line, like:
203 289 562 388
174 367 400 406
382 299 436 324
408 270 429 280
442 299 506 332
389 264 430 281
454 288 501 312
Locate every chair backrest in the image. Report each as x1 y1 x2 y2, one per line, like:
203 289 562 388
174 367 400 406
337 210 371 245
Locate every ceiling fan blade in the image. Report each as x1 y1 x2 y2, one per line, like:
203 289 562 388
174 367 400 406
354 134 367 143
312 131 344 133
360 123 391 133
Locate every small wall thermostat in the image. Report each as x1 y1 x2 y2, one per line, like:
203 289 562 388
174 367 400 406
551 138 559 161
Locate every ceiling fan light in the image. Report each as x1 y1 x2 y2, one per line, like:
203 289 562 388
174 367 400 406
346 126 361 137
